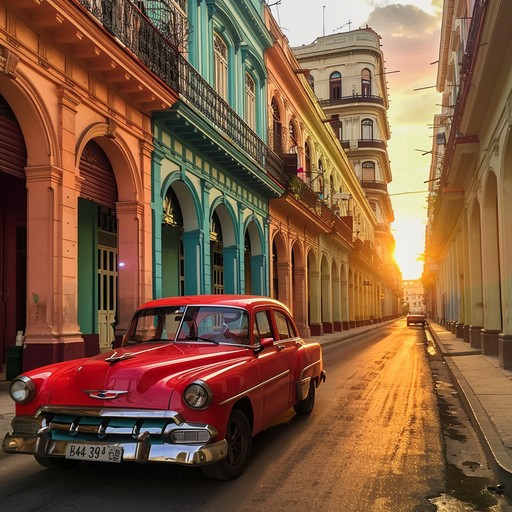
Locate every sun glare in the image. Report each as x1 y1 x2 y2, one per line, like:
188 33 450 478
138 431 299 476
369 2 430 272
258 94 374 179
392 218 425 280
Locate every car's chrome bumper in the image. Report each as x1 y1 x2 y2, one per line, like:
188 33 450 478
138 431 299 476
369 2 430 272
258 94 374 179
3 430 228 465
2 410 228 465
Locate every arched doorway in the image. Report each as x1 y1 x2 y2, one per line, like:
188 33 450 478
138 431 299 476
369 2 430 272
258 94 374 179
162 185 184 297
210 210 224 294
0 94 27 372
78 140 119 354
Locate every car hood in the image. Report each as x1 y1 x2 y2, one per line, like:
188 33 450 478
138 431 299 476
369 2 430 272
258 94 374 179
47 343 248 410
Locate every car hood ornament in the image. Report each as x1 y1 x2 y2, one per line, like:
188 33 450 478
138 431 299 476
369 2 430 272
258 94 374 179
105 351 135 363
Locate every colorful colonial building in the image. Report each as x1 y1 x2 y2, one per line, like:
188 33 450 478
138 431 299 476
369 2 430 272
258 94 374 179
0 0 401 376
424 0 512 368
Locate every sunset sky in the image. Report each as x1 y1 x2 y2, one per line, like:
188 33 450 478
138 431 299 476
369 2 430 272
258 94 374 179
268 0 443 280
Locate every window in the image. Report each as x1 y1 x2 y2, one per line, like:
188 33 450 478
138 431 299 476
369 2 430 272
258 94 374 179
329 71 342 99
274 310 297 340
361 118 373 140
362 161 375 181
254 310 272 343
271 98 282 153
210 211 223 294
289 121 297 152
304 142 311 174
245 72 256 130
214 33 228 100
361 68 371 97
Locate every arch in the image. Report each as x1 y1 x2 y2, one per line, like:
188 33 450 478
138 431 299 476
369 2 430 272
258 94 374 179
211 201 238 294
271 229 288 302
243 215 264 256
210 5 243 49
361 118 373 140
243 217 265 295
241 45 267 85
361 68 371 97
76 122 143 203
161 173 202 232
0 72 56 167
271 96 283 154
211 198 237 247
0 93 27 367
329 71 342 99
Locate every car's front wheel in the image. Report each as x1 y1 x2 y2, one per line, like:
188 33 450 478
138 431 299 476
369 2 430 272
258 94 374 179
202 408 252 480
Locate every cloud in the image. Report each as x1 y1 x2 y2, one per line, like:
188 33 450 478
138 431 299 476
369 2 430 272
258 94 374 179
367 4 440 39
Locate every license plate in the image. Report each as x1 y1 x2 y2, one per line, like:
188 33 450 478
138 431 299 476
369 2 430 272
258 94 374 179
65 443 123 463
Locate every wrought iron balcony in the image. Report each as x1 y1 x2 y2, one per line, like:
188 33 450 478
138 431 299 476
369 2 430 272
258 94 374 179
286 175 353 243
357 139 387 150
76 0 287 187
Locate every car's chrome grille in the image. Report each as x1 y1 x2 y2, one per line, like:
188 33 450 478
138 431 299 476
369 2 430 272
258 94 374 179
36 407 184 443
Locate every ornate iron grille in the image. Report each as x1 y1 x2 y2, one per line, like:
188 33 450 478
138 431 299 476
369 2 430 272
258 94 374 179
76 0 288 188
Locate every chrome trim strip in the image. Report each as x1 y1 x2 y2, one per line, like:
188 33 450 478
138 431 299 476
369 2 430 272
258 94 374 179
299 359 322 381
36 407 184 424
218 370 290 406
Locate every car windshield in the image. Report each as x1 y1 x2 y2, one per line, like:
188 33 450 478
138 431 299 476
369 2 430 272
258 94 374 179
123 305 250 346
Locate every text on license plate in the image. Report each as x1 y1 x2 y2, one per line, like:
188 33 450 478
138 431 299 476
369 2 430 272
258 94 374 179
65 443 123 463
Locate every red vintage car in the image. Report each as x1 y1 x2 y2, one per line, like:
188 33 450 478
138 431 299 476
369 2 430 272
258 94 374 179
3 295 326 480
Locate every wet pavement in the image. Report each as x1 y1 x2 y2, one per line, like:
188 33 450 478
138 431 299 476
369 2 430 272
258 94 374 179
3 318 512 510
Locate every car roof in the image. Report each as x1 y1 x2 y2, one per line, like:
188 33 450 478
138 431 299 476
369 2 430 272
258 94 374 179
137 295 289 313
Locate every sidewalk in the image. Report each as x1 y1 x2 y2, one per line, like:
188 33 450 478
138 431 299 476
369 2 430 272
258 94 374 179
1 319 512 493
426 322 512 492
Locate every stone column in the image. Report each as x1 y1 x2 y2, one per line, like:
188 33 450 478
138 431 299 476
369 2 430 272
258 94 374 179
469 325 483 349
24 165 84 370
481 328 501 355
499 334 512 370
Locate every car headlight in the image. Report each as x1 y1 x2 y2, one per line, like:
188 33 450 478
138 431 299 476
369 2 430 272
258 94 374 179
183 380 213 410
10 376 35 404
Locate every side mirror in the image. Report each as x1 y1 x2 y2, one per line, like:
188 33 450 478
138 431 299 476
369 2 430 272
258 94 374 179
253 337 274 355
260 337 274 348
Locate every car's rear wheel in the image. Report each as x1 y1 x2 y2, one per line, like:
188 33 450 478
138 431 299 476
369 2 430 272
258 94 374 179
294 379 316 415
34 455 80 470
202 408 252 480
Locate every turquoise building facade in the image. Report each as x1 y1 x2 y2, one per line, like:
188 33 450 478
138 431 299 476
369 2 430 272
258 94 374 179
150 0 284 298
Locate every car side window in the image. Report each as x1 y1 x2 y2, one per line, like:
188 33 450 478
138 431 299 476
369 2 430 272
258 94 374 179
254 310 273 344
274 310 297 340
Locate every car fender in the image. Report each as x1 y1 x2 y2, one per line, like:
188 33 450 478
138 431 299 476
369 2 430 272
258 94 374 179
167 353 265 439
293 342 324 398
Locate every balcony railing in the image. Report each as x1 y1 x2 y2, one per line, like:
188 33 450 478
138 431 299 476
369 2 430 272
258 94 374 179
357 139 387 150
287 175 353 242
76 0 288 187
318 95 384 108
360 180 388 193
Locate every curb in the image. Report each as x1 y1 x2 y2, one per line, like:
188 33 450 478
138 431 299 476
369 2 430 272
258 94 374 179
427 324 512 492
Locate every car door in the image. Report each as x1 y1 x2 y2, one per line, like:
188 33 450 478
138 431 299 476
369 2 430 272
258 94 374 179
253 308 291 422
